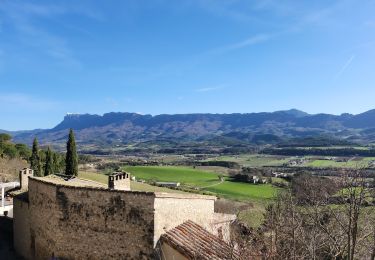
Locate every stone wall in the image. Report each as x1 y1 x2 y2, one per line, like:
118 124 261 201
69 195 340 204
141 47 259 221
27 177 156 260
108 171 131 191
14 177 234 259
19 168 33 190
160 243 187 260
13 198 31 259
153 194 216 246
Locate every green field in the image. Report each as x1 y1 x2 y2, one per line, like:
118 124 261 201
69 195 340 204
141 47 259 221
205 181 277 201
78 171 187 193
78 169 275 227
303 158 373 168
206 154 375 169
122 166 222 188
206 154 292 167
122 166 279 201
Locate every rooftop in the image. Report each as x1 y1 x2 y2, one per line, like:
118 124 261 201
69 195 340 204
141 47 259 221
27 175 216 200
160 220 239 260
34 175 107 188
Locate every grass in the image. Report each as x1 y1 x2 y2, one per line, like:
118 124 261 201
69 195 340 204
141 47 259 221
303 159 370 168
205 154 375 169
238 203 267 228
79 171 108 183
79 168 281 228
78 171 187 193
207 154 291 167
123 166 280 202
122 166 222 188
205 181 278 201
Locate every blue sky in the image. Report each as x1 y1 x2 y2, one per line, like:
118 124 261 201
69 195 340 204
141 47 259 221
1 0 375 130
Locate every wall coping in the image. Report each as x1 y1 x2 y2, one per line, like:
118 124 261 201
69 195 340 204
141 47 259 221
28 177 217 200
28 176 156 197
154 192 216 200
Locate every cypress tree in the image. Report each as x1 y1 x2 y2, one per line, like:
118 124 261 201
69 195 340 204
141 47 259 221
65 129 78 176
44 147 54 176
30 137 41 176
53 153 60 173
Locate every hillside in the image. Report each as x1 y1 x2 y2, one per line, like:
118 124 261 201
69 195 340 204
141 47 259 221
5 109 375 151
0 158 28 182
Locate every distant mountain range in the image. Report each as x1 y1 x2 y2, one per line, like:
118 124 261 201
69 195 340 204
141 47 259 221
6 109 375 150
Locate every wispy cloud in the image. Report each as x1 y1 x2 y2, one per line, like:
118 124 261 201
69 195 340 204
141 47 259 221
195 86 225 92
333 55 355 80
184 0 265 24
208 33 275 55
0 1 100 68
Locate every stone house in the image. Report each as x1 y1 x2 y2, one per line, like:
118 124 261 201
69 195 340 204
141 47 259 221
159 220 240 260
12 170 236 259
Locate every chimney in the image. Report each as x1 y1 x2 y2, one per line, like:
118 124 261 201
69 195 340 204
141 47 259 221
108 171 131 191
19 168 34 190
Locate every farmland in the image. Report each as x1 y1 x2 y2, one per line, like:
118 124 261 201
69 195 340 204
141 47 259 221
122 166 280 202
78 171 188 193
205 154 375 169
79 167 279 228
205 154 291 167
122 166 222 188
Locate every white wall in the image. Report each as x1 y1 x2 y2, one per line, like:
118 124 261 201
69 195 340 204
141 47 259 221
0 205 13 218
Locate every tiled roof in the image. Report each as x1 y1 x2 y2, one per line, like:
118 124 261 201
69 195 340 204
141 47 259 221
160 220 239 260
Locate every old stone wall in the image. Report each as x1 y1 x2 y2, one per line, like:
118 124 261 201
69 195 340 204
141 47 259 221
13 198 31 259
160 243 187 260
153 194 216 246
108 172 131 191
27 178 156 260
14 177 233 259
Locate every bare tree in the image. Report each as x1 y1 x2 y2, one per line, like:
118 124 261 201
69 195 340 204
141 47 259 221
255 169 375 259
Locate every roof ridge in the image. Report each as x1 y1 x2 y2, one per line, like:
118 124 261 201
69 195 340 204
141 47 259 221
161 220 240 260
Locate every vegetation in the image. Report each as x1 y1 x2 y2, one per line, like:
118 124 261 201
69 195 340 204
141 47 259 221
122 166 221 187
277 136 355 147
78 171 187 194
43 147 54 176
30 138 41 176
263 147 375 157
65 129 78 176
0 133 31 160
304 159 368 168
206 154 291 167
205 181 277 201
123 166 279 202
29 137 64 177
233 170 375 259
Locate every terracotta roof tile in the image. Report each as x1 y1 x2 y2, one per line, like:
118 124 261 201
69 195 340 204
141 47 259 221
160 220 240 260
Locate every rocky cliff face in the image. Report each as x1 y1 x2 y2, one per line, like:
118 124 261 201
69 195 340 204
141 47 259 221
7 109 375 148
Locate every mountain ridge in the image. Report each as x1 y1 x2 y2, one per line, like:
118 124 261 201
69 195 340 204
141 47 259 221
5 109 375 148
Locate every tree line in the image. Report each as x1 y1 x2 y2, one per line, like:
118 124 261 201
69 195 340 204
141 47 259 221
263 147 375 157
232 171 375 259
30 129 78 177
0 133 31 160
0 129 78 177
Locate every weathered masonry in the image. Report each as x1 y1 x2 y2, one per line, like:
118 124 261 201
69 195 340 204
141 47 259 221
108 171 131 191
13 174 235 260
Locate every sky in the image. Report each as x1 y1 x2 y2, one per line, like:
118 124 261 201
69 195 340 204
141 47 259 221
0 0 375 130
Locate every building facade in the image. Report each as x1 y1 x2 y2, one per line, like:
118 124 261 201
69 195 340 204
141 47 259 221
13 174 235 259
